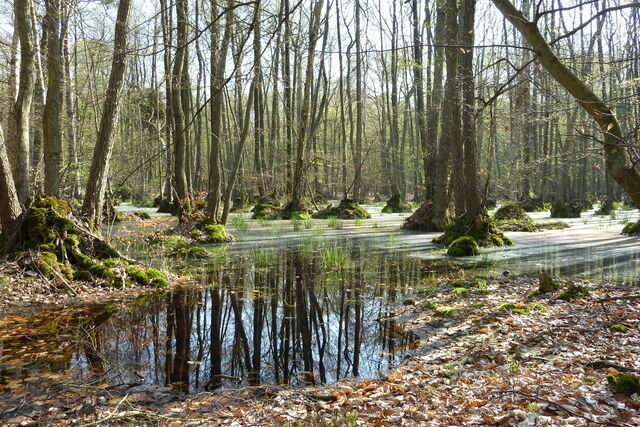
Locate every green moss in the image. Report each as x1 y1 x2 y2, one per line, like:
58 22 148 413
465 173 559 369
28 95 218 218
382 194 413 214
164 235 191 248
435 215 512 248
189 229 201 240
252 202 281 219
497 302 546 314
103 258 119 268
125 266 149 285
34 252 61 278
559 284 591 301
610 324 629 333
146 268 169 287
451 287 470 295
202 224 233 243
64 234 81 247
403 297 416 306
607 374 640 396
90 263 117 281
435 306 456 317
313 199 371 219
286 211 311 220
133 211 152 220
621 221 640 236
447 236 480 257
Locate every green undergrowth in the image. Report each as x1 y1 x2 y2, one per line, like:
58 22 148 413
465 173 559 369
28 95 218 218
133 211 151 220
559 283 591 301
621 221 640 236
6 197 169 289
607 373 640 396
609 324 629 333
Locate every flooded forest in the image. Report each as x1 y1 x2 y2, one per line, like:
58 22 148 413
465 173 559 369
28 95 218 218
0 0 639 425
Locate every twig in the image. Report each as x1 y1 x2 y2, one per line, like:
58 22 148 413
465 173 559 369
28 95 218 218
584 360 639 373
493 389 629 426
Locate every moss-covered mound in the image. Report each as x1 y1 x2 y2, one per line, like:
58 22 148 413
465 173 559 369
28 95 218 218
621 221 640 236
313 199 371 219
497 219 569 232
493 203 529 221
189 223 235 243
519 196 546 212
447 236 480 257
608 373 640 396
133 211 151 220
251 196 283 219
550 200 582 218
6 197 168 288
559 283 591 301
434 215 512 247
381 193 413 214
402 202 440 231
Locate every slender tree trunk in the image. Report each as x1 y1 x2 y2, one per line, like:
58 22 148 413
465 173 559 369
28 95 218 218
7 0 35 205
43 0 63 196
82 0 133 228
0 125 24 237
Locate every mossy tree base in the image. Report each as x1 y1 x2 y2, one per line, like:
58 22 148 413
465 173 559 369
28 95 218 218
4 197 168 288
402 202 441 231
381 193 413 214
621 220 640 236
550 200 582 218
447 236 480 257
519 196 546 212
434 215 513 248
493 203 529 221
312 199 371 219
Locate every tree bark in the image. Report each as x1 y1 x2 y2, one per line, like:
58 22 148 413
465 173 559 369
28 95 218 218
0 124 24 237
42 0 63 197
82 0 133 228
7 0 35 205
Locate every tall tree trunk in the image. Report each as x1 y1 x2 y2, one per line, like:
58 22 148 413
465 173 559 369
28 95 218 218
459 0 481 219
431 0 460 228
43 0 63 196
61 2 80 199
171 0 190 212
82 0 133 228
0 124 24 237
7 0 35 205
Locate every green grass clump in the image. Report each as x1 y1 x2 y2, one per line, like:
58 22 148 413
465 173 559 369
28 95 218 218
403 297 416 305
230 215 250 232
303 218 314 229
607 373 640 396
253 249 274 269
559 284 591 301
447 236 480 257
291 219 303 231
327 216 343 229
451 287 470 295
320 246 350 270
610 324 629 333
434 306 456 317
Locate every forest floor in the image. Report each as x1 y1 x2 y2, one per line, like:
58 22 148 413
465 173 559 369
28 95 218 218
1 276 638 426
1 205 639 425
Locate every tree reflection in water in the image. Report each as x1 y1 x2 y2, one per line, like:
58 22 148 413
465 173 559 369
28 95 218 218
0 241 421 393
